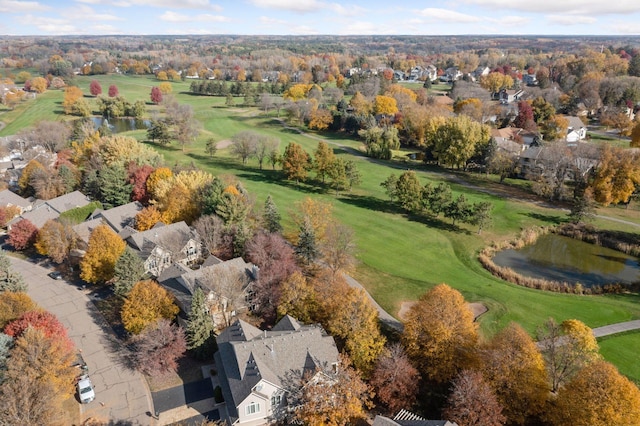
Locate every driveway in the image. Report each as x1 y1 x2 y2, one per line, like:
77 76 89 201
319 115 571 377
9 256 154 425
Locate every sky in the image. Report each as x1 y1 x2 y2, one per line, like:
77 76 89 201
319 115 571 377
1 0 640 36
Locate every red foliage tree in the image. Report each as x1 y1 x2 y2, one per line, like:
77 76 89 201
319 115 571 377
245 231 299 322
89 80 102 96
108 84 119 97
514 100 536 131
24 80 32 92
370 343 420 414
7 219 38 251
444 369 507 426
127 163 154 204
4 310 74 350
129 319 186 376
150 86 163 105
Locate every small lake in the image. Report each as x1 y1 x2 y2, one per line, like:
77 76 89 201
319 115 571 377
492 233 640 287
89 117 150 133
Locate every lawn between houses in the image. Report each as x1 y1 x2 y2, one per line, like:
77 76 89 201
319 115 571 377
3 74 640 371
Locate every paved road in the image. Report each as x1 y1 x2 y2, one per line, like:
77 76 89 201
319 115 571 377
592 320 640 338
343 273 403 331
10 256 154 425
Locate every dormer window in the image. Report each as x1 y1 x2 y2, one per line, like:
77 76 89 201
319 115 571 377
246 401 260 415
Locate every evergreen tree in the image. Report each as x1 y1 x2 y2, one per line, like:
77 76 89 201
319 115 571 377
295 218 319 265
98 163 132 209
186 287 216 359
262 195 283 233
0 250 26 293
113 247 146 297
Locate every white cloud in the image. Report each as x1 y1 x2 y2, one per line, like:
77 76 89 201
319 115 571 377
0 0 49 13
417 8 481 23
159 11 230 22
607 20 640 34
547 14 596 25
259 16 287 25
67 5 123 21
75 0 222 11
487 15 530 27
20 14 77 34
248 0 323 13
461 0 640 15
327 3 366 17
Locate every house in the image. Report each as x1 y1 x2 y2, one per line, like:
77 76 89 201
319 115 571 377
499 88 525 104
125 221 202 277
214 316 340 425
523 73 538 86
88 201 144 234
0 189 31 214
373 409 458 426
72 218 103 248
441 67 462 83
564 116 587 143
473 66 491 80
158 256 258 328
7 190 91 229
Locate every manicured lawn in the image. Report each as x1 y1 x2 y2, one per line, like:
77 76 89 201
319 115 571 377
598 330 640 385
3 75 640 362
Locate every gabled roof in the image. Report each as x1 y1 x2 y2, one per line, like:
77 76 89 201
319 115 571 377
0 189 30 209
72 218 103 245
180 257 254 295
44 190 90 214
564 115 586 131
215 317 339 420
91 201 144 233
8 204 59 229
126 221 193 253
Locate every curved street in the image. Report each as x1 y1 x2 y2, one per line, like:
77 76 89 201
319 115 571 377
9 256 154 425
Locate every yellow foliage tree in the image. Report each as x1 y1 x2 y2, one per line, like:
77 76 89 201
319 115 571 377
146 167 173 201
385 84 418 102
480 323 549 425
349 91 371 115
30 77 48 94
152 170 213 223
158 82 172 94
283 83 313 101
289 197 333 244
135 205 163 231
121 280 179 334
99 135 163 167
71 131 102 167
62 86 83 114
79 224 126 284
18 159 46 195
308 108 333 131
0 291 38 329
156 71 168 81
592 145 640 205
277 271 317 324
549 361 640 425
402 284 479 383
374 95 398 115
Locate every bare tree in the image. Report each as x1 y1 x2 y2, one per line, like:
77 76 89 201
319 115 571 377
193 214 225 257
255 135 279 170
230 131 258 165
129 319 186 376
370 343 420 414
321 221 357 276
443 369 506 426
199 267 248 328
18 121 71 153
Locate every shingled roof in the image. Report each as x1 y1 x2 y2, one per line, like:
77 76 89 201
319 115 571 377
215 316 339 421
90 201 143 233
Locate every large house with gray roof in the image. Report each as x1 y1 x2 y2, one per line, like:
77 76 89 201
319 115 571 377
215 316 339 425
88 201 144 235
7 190 91 229
125 221 202 277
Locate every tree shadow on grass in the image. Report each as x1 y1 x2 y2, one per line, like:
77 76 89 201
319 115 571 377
523 211 566 225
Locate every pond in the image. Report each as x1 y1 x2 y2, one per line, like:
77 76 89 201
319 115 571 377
89 117 150 133
492 233 640 287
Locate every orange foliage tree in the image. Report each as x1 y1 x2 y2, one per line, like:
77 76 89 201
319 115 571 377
62 86 83 114
79 224 126 283
121 280 179 334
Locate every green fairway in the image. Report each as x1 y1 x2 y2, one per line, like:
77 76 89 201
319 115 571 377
598 331 640 385
3 74 640 358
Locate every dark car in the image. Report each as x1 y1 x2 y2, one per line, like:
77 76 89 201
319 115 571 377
48 271 63 280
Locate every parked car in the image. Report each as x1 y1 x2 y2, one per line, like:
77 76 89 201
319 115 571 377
48 271 62 280
77 375 95 404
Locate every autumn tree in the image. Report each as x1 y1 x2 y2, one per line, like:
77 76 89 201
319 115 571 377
592 145 640 205
402 284 479 383
135 205 163 231
295 217 319 265
150 86 163 104
480 72 513 96
276 271 317 323
327 157 349 195
513 100 536 130
80 224 126 284
308 108 333 130
370 343 420 414
113 247 147 297
30 76 48 93
18 121 71 153
537 317 600 393
34 220 78 264
62 86 83 115
3 310 73 351
430 115 491 169
192 214 225 257
313 141 335 184
185 287 216 359
0 250 26 293
479 323 549 425
282 142 311 183
7 219 38 251
531 96 555 124
0 292 36 329
108 84 118 97
321 221 356 276
374 95 399 116
548 361 640 426
631 121 640 147
89 80 102 96
18 159 46 196
443 369 506 426
121 280 179 334
292 354 371 426
129 319 186 376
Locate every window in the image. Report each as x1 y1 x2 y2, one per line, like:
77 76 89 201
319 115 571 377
271 394 281 407
246 402 260 415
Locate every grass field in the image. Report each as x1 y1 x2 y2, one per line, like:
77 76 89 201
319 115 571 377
598 331 640 384
2 74 640 374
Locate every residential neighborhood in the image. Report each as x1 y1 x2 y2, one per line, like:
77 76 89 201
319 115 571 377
1 26 640 426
